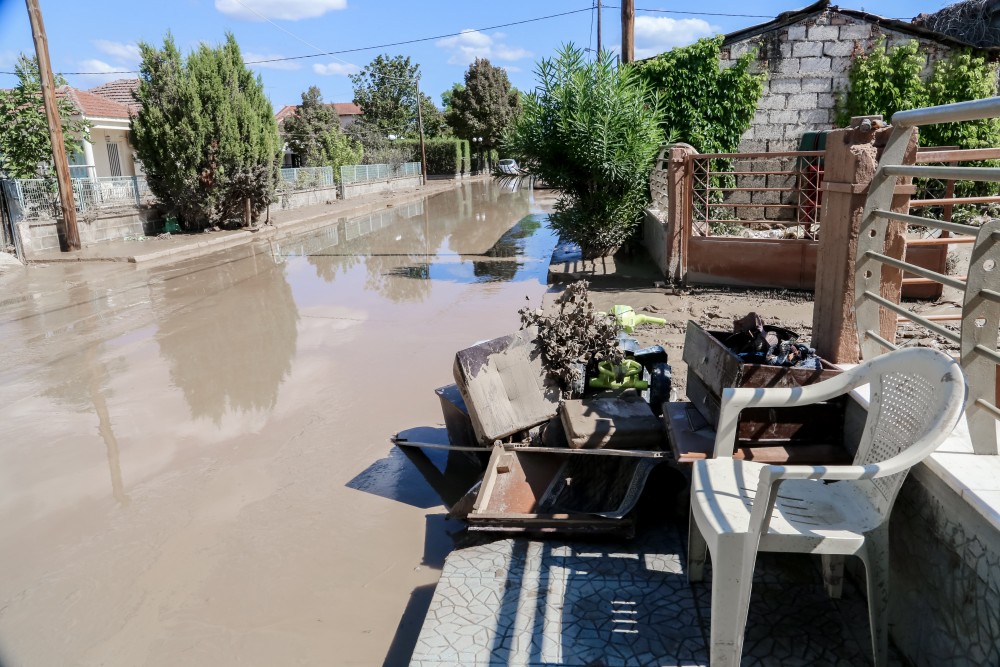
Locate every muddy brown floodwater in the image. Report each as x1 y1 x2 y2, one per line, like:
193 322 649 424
0 181 557 666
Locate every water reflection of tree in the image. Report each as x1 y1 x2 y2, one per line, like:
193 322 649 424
446 181 533 255
154 251 299 424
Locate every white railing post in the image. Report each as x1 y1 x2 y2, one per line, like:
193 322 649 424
854 123 917 361
961 218 1000 455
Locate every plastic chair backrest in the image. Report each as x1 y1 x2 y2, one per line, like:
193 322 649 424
851 348 967 516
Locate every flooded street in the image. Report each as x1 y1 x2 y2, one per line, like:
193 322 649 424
0 182 556 666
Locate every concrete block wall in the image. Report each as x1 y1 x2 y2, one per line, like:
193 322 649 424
20 209 155 253
340 175 422 200
270 185 338 212
720 10 954 153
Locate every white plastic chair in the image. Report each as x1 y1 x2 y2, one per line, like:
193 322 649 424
687 347 966 667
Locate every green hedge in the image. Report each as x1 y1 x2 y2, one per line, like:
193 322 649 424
398 138 464 175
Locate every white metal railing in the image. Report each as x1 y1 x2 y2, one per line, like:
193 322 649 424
340 162 421 185
855 96 1000 455
9 175 151 219
279 166 334 190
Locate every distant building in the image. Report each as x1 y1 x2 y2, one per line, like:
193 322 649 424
274 102 362 131
274 102 363 167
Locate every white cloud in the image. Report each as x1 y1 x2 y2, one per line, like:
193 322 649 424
436 29 531 66
93 40 141 64
76 59 132 84
215 0 347 21
313 62 360 76
243 52 302 70
633 16 718 59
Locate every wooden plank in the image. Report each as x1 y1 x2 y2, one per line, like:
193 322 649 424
683 321 742 391
664 402 851 464
915 147 1000 163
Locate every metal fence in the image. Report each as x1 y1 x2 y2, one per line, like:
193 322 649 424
278 166 334 190
340 162 421 185
6 176 153 220
854 96 1000 455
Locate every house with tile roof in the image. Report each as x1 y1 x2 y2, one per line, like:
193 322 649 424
274 101 363 167
59 83 140 179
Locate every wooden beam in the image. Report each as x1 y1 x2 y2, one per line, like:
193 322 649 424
25 0 79 251
621 0 634 64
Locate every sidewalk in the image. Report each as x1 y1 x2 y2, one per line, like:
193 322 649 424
27 177 475 266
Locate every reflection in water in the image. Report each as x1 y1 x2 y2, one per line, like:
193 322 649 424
87 346 130 506
275 181 555 299
153 250 299 424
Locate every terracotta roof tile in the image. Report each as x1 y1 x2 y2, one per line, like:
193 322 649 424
59 86 132 120
274 102 362 122
87 78 141 113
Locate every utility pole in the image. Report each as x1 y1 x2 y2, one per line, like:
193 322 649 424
621 0 635 64
25 0 80 251
596 0 602 55
415 77 428 185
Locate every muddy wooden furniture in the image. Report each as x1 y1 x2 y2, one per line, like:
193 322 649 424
666 321 852 464
687 347 967 667
452 326 562 446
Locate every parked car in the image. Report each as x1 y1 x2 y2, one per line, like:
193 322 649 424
498 159 519 175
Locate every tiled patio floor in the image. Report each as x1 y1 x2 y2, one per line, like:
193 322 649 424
410 523 902 666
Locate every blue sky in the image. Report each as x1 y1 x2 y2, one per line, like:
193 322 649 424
0 0 952 111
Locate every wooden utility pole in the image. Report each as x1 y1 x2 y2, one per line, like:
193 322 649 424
25 0 80 251
596 0 602 55
621 0 635 64
415 77 428 185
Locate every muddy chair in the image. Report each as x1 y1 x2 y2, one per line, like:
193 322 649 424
687 347 966 667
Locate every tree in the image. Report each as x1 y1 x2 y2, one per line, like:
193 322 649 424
132 33 281 229
637 36 765 154
281 86 363 177
504 45 665 258
441 83 464 113
350 54 419 138
446 58 520 151
419 94 449 138
0 54 90 179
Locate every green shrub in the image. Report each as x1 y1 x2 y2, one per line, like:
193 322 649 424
637 35 765 154
504 45 665 258
397 138 463 174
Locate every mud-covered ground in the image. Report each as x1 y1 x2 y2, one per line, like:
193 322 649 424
544 283 816 399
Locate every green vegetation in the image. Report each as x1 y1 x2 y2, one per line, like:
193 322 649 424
637 36 765 154
396 138 464 175
835 38 1000 149
505 46 665 258
281 86 363 181
350 54 420 138
836 39 1000 203
0 54 90 179
132 33 281 229
445 58 521 154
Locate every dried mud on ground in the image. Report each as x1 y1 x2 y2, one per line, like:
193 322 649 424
543 283 817 399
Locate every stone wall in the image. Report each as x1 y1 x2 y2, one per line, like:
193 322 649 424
720 10 955 153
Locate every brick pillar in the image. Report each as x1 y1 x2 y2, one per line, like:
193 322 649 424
811 118 918 363
666 144 696 284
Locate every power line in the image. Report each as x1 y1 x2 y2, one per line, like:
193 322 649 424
0 6 593 76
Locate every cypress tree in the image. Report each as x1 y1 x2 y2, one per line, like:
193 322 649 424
132 33 280 229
